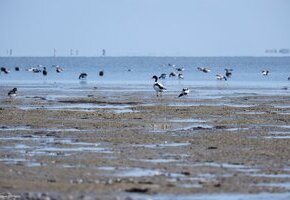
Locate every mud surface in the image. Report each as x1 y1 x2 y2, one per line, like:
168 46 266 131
0 86 290 199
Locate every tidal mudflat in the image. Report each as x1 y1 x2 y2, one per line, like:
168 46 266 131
0 87 290 200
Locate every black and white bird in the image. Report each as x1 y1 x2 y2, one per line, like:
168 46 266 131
8 88 17 98
169 72 177 77
225 68 233 78
178 73 184 79
176 67 184 72
262 70 269 76
197 67 211 73
159 73 167 80
178 88 190 98
43 67 47 76
79 73 88 80
1 67 10 74
56 66 64 73
152 75 166 97
216 74 227 81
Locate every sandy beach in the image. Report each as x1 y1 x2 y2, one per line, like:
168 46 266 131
0 85 290 199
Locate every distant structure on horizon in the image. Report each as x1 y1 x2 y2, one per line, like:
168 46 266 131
265 48 289 55
102 49 106 56
53 48 57 57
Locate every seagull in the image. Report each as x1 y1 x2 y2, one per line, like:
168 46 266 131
178 88 190 98
159 73 167 80
197 67 211 73
152 75 166 97
79 73 88 80
225 68 233 78
216 74 227 81
8 88 17 98
43 67 47 76
262 70 269 76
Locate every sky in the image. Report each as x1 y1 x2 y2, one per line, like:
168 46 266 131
0 0 289 57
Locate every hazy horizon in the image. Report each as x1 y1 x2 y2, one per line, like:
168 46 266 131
1 0 289 57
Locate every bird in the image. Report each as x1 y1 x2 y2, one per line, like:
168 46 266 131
42 67 47 76
178 88 190 98
152 75 166 97
262 70 269 76
176 67 184 72
1 67 10 74
99 70 104 76
56 66 64 73
225 68 233 78
79 73 88 80
216 74 227 81
197 67 211 73
15 67 20 71
178 73 184 79
8 88 17 98
159 73 167 80
169 72 177 77
288 76 290 81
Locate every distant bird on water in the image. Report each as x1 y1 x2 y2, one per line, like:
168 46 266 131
15 67 20 71
216 74 227 81
262 70 269 76
152 75 166 97
178 88 190 98
159 73 167 80
197 67 211 73
288 76 290 81
56 66 64 73
8 88 17 98
43 67 47 76
225 68 233 78
99 70 104 76
79 73 88 80
1 67 10 74
169 72 177 77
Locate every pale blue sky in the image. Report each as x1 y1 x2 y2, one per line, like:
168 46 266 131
0 0 289 56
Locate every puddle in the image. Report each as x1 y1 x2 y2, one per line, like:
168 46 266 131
262 136 290 139
236 111 266 115
192 162 260 173
0 158 44 167
109 167 162 177
18 103 134 113
172 124 213 131
129 193 290 200
170 119 206 123
0 125 81 132
248 173 290 178
225 127 250 132
133 142 191 148
131 158 180 163
255 182 290 190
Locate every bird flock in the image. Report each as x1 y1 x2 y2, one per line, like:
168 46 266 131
1 63 289 99
152 63 290 98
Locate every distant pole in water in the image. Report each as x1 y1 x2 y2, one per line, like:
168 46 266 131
75 49 79 56
70 49 74 56
9 49 13 56
53 48 57 57
102 49 106 57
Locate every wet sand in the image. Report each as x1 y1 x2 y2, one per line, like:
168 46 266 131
0 86 290 199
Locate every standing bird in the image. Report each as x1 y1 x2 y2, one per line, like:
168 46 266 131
79 73 88 80
56 66 64 73
1 67 10 74
262 70 269 76
43 67 48 76
178 88 190 98
197 67 211 73
225 68 233 78
152 75 166 97
8 88 17 98
216 74 227 81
